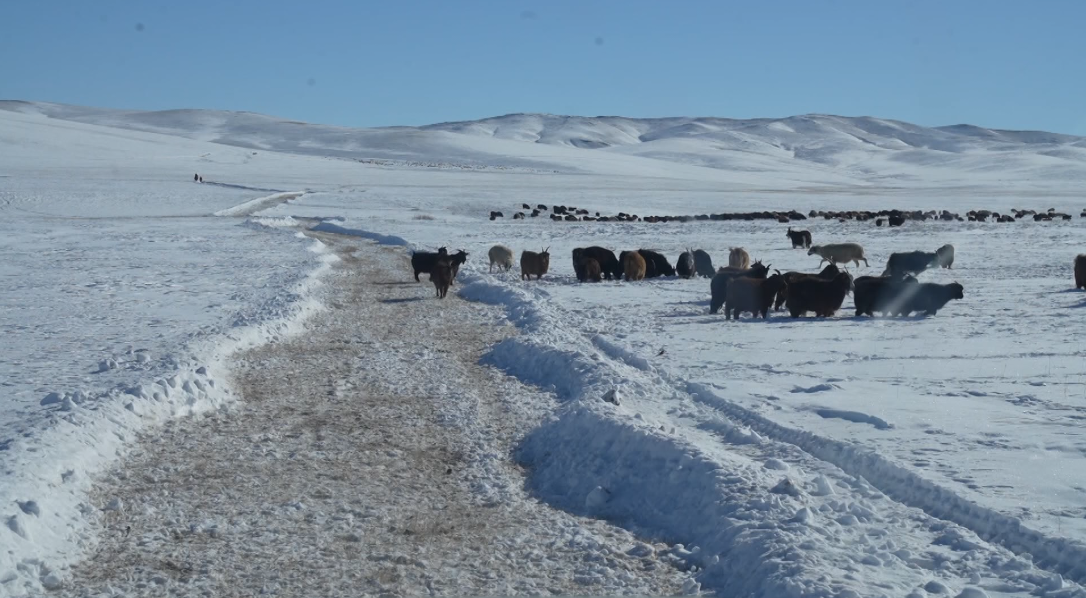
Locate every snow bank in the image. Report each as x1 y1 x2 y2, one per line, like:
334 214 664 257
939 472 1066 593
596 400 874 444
455 272 905 597
310 221 410 247
213 191 303 217
0 232 337 597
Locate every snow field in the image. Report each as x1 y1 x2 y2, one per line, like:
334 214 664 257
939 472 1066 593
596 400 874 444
454 262 1085 597
6 100 1086 596
0 188 337 595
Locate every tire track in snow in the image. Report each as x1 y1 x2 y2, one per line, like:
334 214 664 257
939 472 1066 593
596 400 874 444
594 338 1086 586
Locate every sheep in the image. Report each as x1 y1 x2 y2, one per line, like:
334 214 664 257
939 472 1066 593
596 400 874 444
488 244 514 273
710 261 770 314
520 248 551 280
639 249 676 277
411 247 448 282
582 258 603 282
623 251 647 281
853 275 918 316
724 274 788 320
785 272 853 318
676 250 695 279
893 282 964 316
430 259 453 299
448 249 469 281
773 264 842 311
786 228 813 249
1077 255 1086 289
692 249 715 278
808 243 869 268
882 250 937 278
935 244 955 269
729 247 750 269
581 246 622 280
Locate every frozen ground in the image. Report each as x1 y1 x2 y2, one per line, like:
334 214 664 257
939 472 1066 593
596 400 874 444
59 235 693 597
2 102 1086 597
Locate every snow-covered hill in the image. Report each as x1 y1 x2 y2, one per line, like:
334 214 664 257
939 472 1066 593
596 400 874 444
5 100 1086 187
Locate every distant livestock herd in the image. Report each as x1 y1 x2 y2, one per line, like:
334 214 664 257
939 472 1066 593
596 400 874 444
488 204 1086 225
411 230 1084 320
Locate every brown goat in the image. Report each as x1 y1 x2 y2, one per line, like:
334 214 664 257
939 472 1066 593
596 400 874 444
623 251 647 281
729 247 750 269
582 258 603 282
430 259 453 299
1076 255 1086 289
725 274 788 320
520 248 551 280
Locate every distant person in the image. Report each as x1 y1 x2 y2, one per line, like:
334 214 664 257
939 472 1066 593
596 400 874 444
194 173 199 182
199 176 203 183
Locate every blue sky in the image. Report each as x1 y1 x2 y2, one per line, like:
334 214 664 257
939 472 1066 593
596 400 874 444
3 1 1084 133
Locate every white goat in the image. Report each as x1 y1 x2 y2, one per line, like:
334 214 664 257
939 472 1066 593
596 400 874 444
935 244 955 269
488 244 514 272
808 243 869 268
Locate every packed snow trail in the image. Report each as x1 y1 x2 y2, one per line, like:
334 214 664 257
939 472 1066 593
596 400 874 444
58 232 692 597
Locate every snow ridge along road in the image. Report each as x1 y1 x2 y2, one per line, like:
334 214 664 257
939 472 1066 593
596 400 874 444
58 232 693 598
453 254 1086 597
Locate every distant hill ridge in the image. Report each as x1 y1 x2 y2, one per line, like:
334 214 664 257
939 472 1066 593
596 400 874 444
5 100 1086 185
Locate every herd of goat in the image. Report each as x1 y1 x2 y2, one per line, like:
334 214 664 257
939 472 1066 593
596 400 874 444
489 203 1086 225
408 228 989 319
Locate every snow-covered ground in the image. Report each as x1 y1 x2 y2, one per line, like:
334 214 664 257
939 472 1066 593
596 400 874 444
3 102 1086 597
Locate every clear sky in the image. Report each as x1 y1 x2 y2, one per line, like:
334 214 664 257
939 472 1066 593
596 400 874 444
3 0 1084 133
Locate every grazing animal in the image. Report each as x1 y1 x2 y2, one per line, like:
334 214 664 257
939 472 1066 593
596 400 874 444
520 248 551 280
692 249 715 278
638 249 675 277
724 274 788 320
774 264 842 311
572 248 604 282
935 244 955 269
411 247 449 282
581 246 622 280
582 258 602 282
882 251 937 278
676 251 695 279
623 251 647 281
785 272 853 318
728 247 750 269
808 243 869 268
853 275 919 316
488 244 515 272
710 262 770 314
448 249 469 281
894 282 964 316
572 248 588 281
786 228 813 249
1077 255 1086 289
430 259 453 299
